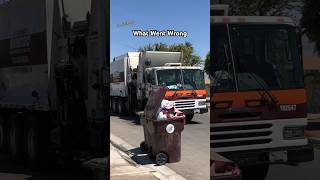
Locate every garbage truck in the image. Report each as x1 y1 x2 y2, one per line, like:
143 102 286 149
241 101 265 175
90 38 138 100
0 0 108 168
110 51 207 121
210 4 314 180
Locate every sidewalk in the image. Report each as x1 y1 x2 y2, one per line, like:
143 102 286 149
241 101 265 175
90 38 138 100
110 133 187 180
110 143 159 180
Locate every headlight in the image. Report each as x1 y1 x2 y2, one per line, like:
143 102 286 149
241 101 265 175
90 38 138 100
198 101 206 106
283 126 305 140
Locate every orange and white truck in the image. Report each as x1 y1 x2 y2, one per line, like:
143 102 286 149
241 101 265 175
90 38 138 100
110 51 207 121
211 5 314 180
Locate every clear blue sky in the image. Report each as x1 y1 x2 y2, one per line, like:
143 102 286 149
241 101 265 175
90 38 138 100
110 0 210 61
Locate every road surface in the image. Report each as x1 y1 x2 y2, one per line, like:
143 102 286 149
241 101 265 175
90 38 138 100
110 112 210 180
266 149 320 180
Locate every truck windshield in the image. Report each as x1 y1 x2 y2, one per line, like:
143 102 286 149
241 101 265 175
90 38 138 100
212 23 304 91
156 69 205 90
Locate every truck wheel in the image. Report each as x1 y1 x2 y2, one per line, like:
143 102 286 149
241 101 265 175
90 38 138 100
185 114 194 123
241 164 269 180
8 115 24 162
117 99 123 114
0 115 7 152
111 98 117 113
125 101 130 114
24 116 49 169
121 100 129 115
155 152 168 165
112 99 118 113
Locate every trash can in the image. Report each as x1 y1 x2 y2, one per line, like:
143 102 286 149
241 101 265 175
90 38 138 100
140 86 185 165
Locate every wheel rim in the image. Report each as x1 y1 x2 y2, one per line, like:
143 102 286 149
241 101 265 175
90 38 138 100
156 153 167 165
27 128 36 160
9 125 17 155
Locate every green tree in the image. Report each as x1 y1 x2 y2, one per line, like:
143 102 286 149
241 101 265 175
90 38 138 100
138 42 201 66
223 0 300 16
204 52 211 76
301 0 320 54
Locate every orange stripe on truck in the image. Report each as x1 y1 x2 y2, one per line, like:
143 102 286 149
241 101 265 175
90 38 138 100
211 89 306 108
165 90 206 97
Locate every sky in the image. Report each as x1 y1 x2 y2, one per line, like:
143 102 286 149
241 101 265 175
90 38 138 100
110 0 210 61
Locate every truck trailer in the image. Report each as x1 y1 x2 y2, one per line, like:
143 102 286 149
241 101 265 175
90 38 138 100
210 5 314 180
110 51 207 122
0 0 108 168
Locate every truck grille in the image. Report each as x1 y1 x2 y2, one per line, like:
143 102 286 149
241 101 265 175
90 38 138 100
211 123 273 149
174 100 195 109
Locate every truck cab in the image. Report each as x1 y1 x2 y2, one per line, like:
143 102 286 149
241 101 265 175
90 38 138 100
137 51 208 121
211 14 314 179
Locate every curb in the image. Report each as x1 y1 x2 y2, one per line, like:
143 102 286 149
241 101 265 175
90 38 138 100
110 133 187 180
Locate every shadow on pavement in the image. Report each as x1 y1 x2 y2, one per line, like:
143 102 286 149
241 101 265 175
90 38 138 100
185 120 202 125
111 113 142 125
128 147 156 166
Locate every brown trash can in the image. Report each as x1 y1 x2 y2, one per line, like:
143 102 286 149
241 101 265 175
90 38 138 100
140 86 185 165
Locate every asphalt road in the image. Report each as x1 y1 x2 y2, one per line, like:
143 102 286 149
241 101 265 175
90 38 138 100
0 153 94 180
266 149 320 180
110 112 210 180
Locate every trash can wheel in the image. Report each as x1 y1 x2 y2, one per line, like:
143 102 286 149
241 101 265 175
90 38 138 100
155 152 168 165
140 141 147 151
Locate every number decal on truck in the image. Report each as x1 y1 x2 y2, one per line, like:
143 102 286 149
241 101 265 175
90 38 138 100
280 105 297 112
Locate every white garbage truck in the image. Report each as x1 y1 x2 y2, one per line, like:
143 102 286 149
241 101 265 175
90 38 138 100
0 0 108 169
110 51 208 122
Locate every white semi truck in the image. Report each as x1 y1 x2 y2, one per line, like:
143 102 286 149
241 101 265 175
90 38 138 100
110 51 208 121
0 0 108 170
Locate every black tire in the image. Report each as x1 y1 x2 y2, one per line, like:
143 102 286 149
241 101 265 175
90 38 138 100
8 115 24 163
241 164 269 180
185 114 194 123
122 100 129 115
111 98 114 113
0 115 7 152
140 141 147 152
24 116 49 169
155 152 168 166
112 98 118 113
117 98 123 114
